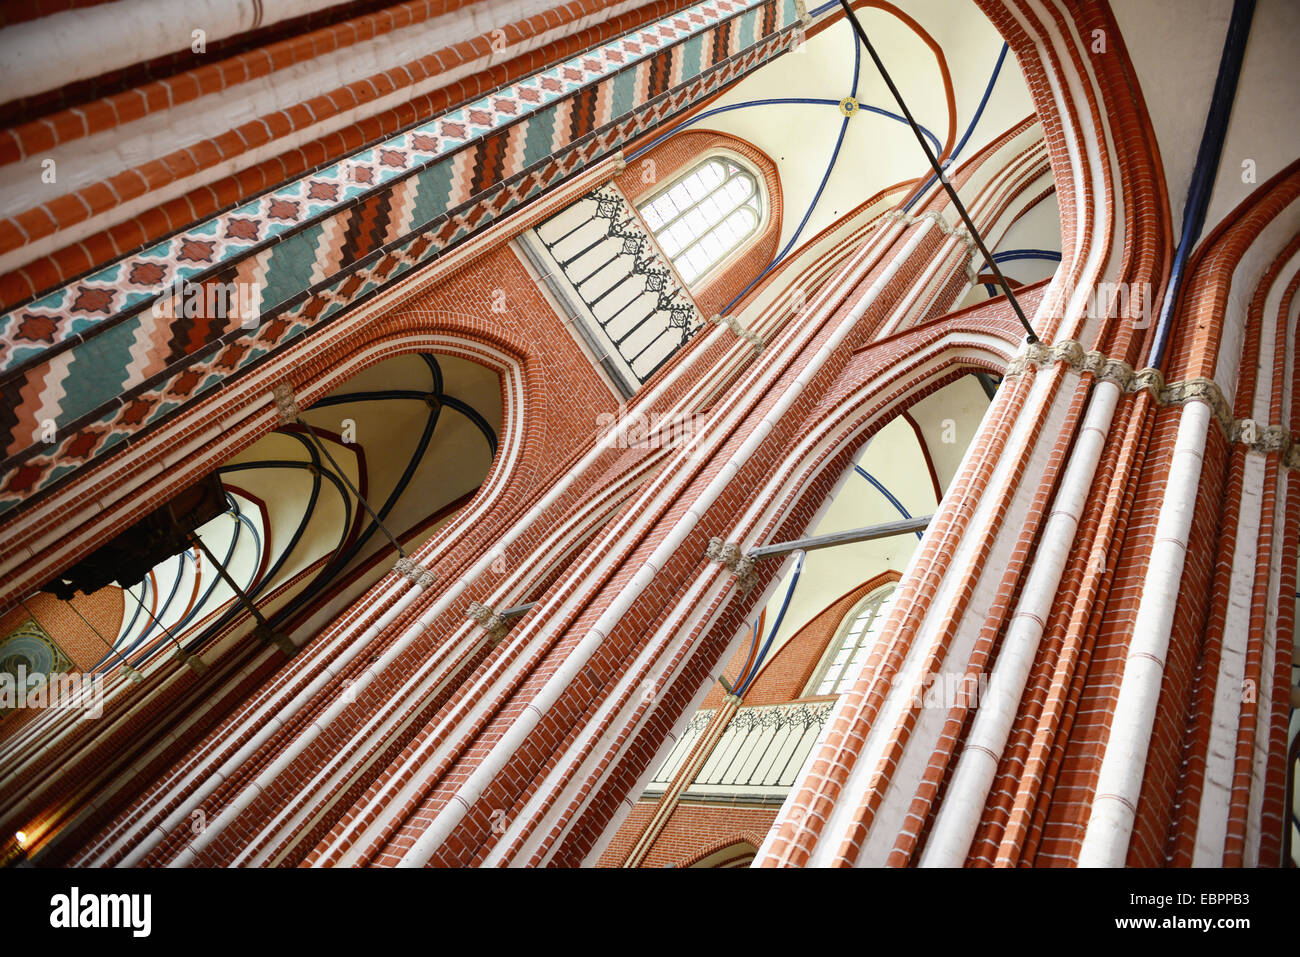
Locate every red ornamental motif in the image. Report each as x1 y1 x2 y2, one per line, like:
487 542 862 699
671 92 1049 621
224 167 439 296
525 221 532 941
178 239 216 263
411 134 439 152
225 218 261 241
119 398 154 426
518 87 541 103
267 198 299 219
440 121 466 139
352 166 373 183
407 236 432 260
492 98 517 115
260 317 290 342
540 76 562 92
128 261 166 286
307 180 338 201
338 273 366 298
216 342 249 370
468 109 492 126
168 368 204 396
379 149 407 168
71 286 115 314
64 429 101 461
5 464 43 495
15 313 58 342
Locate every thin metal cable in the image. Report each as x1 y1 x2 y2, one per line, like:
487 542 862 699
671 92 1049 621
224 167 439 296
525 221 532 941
838 0 1039 343
124 577 186 653
295 419 407 558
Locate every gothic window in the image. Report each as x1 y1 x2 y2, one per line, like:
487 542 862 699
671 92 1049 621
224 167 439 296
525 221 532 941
637 156 762 286
807 583 897 697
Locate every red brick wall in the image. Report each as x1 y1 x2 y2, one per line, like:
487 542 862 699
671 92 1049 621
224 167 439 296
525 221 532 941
0 229 622 854
0 588 122 742
597 801 777 867
0 588 123 675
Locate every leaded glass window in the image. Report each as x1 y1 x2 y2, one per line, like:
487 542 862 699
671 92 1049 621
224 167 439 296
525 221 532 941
637 157 762 286
808 583 896 697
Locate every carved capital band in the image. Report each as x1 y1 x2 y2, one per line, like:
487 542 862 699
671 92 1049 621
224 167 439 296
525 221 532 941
467 600 511 644
394 556 437 590
883 209 978 284
711 313 764 351
272 384 301 426
706 537 758 592
1004 338 1297 466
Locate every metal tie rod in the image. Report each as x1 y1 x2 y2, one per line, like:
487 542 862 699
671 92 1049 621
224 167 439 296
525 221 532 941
298 419 407 558
837 0 1039 345
748 515 932 560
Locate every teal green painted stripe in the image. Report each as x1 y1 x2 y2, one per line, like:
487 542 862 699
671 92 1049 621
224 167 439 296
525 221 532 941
260 223 324 310
98 431 128 452
140 398 183 429
58 318 141 423
611 68 640 118
522 108 558 168
410 157 456 228
680 34 704 80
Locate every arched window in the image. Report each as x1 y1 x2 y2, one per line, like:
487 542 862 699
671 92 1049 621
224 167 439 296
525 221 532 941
806 583 897 697
637 156 762 287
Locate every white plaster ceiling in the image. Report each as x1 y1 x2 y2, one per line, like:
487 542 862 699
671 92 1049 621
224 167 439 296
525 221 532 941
1109 0 1300 237
682 1 1036 258
954 189 1061 310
